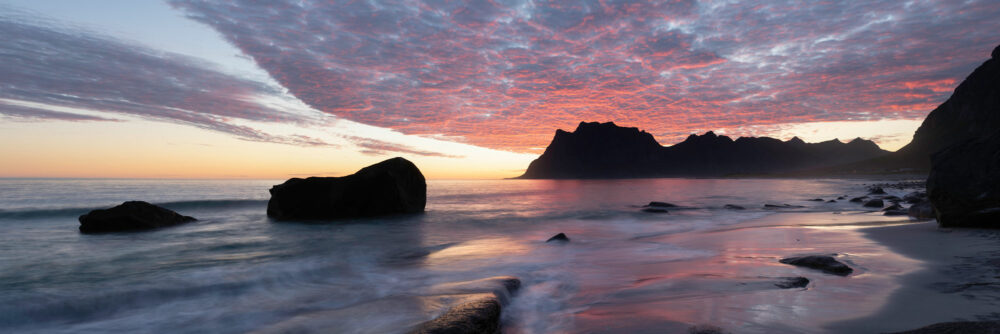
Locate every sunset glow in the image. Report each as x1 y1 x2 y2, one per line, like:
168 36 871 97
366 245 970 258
2 0 998 178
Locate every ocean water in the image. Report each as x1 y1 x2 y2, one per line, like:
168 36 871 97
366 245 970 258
0 178 919 333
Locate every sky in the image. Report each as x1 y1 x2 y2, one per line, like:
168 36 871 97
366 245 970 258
1 0 998 179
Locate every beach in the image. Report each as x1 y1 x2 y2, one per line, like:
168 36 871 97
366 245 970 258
1 178 998 333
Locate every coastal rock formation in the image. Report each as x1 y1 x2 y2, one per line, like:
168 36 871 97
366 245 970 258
78 201 195 233
267 157 426 220
774 276 810 289
415 276 521 334
411 297 502 334
927 130 1000 227
724 204 746 210
517 121 888 179
646 201 678 208
887 44 1000 171
779 255 853 276
518 121 662 178
546 233 570 243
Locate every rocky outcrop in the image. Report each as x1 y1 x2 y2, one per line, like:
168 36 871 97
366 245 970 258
414 276 521 334
267 157 426 220
779 255 853 276
517 122 888 179
78 201 195 233
892 44 1000 170
927 130 1000 227
411 297 502 334
863 199 885 208
546 233 570 243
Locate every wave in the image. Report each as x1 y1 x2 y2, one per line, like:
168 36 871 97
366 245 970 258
0 199 268 220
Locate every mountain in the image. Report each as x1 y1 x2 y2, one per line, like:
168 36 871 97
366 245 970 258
847 44 1000 172
517 121 888 179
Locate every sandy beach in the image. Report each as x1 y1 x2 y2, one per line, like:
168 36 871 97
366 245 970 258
563 211 1000 333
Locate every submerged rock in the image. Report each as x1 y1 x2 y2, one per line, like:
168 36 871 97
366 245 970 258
546 233 570 243
411 297 502 334
79 201 195 233
764 204 805 209
267 157 426 220
642 207 670 213
863 199 885 208
779 255 853 276
774 276 810 289
849 196 867 203
808 198 824 202
928 130 1000 228
415 276 522 334
890 320 1000 334
647 201 679 208
723 204 746 210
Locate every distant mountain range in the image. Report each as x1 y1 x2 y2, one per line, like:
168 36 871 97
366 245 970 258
518 44 1000 179
517 121 887 178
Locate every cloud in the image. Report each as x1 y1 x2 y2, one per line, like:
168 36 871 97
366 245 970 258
168 0 1000 150
340 135 464 158
0 101 112 121
0 13 332 147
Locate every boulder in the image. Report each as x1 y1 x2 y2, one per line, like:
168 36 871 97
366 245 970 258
267 157 426 220
863 199 885 208
808 198 824 202
546 233 570 243
849 196 867 203
927 131 1000 227
723 204 746 210
641 207 670 214
646 201 679 208
868 187 887 195
411 297 502 334
909 201 936 219
415 277 521 334
774 276 810 289
779 255 853 276
79 201 195 233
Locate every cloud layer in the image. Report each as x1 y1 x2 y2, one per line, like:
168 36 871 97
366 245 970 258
168 0 1000 151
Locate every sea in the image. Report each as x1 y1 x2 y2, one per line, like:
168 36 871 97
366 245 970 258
0 178 922 333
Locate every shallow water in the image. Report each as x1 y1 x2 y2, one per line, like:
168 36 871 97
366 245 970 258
0 178 921 333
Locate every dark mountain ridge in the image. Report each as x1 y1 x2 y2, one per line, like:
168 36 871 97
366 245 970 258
518 121 888 179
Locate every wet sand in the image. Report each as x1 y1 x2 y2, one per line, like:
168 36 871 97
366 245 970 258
560 211 1000 333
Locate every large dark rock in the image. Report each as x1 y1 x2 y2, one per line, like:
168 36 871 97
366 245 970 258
78 201 195 233
779 255 853 276
927 130 1000 227
415 276 521 334
411 297 502 334
890 320 1000 334
517 121 888 179
267 157 426 220
892 44 1000 170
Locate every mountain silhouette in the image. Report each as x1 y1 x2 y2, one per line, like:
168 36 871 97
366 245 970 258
518 121 888 179
834 44 1000 173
